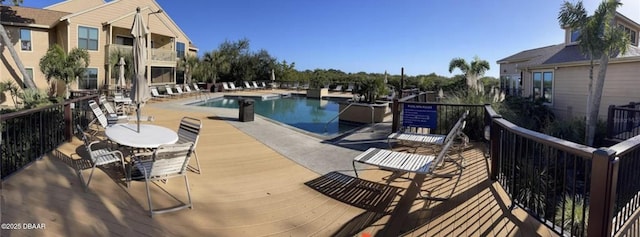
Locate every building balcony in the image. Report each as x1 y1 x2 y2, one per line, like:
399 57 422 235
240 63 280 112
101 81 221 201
105 44 177 65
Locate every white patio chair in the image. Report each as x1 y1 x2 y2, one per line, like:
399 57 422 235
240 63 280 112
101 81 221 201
177 117 202 174
164 85 180 97
75 124 125 192
229 82 242 91
244 81 254 90
126 142 194 217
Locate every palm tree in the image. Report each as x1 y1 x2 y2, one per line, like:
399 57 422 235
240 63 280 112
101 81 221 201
0 0 36 89
558 0 629 146
448 56 490 93
39 45 90 99
178 54 199 85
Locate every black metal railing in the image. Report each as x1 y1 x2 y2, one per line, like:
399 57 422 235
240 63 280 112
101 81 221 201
392 93 487 141
607 102 640 141
489 114 596 236
608 136 640 235
0 95 97 178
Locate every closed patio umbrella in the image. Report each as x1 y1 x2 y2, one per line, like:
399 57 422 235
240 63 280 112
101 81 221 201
118 57 126 90
130 7 151 133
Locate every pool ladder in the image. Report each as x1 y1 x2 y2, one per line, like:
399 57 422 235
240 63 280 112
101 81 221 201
323 102 376 132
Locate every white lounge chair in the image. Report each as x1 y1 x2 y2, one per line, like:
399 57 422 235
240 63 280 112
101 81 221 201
244 81 255 90
127 142 194 217
75 124 125 192
165 85 180 97
331 85 343 92
229 82 242 91
99 95 128 123
345 83 354 92
252 81 264 90
388 110 469 153
151 87 169 100
173 85 187 97
353 118 466 200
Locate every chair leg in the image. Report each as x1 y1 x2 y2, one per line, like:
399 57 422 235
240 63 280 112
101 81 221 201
352 161 359 178
191 151 202 174
145 178 154 217
184 175 193 209
85 163 98 192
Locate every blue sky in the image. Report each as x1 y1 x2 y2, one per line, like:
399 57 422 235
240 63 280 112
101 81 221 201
23 0 640 77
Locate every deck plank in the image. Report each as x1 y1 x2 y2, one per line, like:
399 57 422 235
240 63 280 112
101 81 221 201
2 101 557 236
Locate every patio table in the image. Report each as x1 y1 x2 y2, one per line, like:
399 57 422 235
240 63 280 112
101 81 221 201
105 123 178 149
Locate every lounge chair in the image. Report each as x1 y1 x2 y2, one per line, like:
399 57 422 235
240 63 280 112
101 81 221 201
192 83 205 93
75 124 125 192
173 85 187 97
345 83 354 92
260 81 268 89
244 81 255 90
88 99 110 129
388 110 469 153
177 117 202 174
229 82 242 91
126 142 194 217
353 117 467 200
252 81 264 90
164 85 180 97
150 87 169 100
331 85 343 92
99 95 128 123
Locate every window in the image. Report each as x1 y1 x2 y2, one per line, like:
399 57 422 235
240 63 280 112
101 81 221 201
78 26 98 50
570 29 581 43
151 67 174 84
20 29 31 51
532 71 553 103
79 68 98 89
115 36 133 46
176 42 185 58
619 24 637 46
25 68 33 81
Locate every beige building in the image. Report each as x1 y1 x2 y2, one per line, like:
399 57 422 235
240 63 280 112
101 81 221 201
497 12 640 120
0 0 197 106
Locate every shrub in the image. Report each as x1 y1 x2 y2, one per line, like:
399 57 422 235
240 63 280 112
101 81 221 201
543 117 607 147
555 195 588 236
19 88 52 109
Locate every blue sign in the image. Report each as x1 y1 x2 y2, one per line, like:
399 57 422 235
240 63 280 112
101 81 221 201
402 104 437 129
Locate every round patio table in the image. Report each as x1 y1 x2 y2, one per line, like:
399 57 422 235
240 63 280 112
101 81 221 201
105 123 178 149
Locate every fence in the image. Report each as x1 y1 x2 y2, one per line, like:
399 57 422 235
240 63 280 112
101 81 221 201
607 102 640 141
0 94 97 178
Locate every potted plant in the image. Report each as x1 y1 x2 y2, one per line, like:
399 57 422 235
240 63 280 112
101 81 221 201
306 77 329 99
339 77 390 123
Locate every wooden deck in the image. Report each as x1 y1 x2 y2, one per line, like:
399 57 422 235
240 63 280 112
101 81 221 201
1 102 557 236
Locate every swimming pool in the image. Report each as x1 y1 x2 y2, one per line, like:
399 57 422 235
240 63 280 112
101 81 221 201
197 95 362 136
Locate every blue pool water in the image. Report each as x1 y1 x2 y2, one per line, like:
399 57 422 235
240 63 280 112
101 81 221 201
197 95 362 136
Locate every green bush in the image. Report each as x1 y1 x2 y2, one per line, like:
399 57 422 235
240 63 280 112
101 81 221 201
555 195 588 236
20 88 52 109
499 96 555 132
543 117 607 147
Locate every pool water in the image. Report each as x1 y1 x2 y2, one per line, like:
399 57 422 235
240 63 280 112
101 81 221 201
197 95 362 136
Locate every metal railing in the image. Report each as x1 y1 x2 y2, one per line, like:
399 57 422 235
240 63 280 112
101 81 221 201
106 44 177 63
487 105 640 236
607 102 640 141
0 94 97 178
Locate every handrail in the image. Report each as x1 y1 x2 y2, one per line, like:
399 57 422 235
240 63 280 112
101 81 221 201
324 102 355 132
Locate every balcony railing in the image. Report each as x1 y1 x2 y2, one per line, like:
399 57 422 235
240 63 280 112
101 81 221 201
0 95 97 178
390 92 640 236
607 102 640 141
106 44 177 64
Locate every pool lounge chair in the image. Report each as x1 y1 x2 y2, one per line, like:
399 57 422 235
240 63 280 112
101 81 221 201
244 81 255 90
126 142 194 217
331 85 343 92
151 87 169 100
353 118 466 200
388 110 469 153
345 83 354 92
165 85 181 97
229 82 242 91
252 81 264 90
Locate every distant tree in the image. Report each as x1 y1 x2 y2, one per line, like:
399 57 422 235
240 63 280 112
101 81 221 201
558 0 629 146
448 56 490 93
39 45 90 99
0 0 36 89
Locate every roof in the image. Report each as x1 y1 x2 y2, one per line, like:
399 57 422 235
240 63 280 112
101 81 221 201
0 5 69 28
496 44 565 67
544 44 640 64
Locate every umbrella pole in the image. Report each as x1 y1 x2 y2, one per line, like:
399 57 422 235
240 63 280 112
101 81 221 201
137 104 141 133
